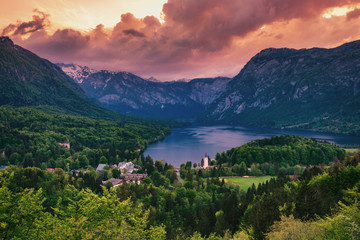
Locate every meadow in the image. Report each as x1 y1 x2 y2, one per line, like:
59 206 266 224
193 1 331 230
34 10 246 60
222 176 274 191
344 148 359 154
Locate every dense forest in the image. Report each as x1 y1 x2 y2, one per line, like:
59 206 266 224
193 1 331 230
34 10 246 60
208 135 344 176
0 103 358 239
0 150 359 239
0 105 179 170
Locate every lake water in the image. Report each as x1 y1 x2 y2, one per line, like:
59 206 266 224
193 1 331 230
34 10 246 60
144 125 360 167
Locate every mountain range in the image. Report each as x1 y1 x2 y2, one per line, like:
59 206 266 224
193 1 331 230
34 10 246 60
1 36 359 135
0 36 176 126
57 63 231 120
58 41 360 135
200 40 360 135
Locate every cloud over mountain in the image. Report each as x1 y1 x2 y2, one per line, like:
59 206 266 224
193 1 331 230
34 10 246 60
1 9 49 36
3 0 360 80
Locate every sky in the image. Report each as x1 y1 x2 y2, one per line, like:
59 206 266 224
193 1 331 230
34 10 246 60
1 0 360 81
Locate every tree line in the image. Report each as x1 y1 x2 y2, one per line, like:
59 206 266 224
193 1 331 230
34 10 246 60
1 150 359 239
0 105 172 170
212 135 344 176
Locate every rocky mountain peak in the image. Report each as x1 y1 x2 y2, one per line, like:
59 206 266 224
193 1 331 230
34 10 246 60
200 39 360 136
58 63 231 120
57 63 99 83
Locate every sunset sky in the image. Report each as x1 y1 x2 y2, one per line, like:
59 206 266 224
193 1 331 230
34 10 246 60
2 0 360 81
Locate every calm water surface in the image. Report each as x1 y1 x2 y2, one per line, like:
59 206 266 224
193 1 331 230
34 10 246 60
144 125 360 167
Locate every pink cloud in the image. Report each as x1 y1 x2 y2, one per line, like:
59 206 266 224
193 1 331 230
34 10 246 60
3 0 360 80
2 9 49 36
347 8 360 20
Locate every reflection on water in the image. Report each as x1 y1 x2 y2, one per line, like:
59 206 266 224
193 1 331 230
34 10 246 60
144 125 360 167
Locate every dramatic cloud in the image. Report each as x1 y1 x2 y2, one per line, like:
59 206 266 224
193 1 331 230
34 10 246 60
347 8 360 20
1 9 49 36
2 0 360 80
123 29 145 37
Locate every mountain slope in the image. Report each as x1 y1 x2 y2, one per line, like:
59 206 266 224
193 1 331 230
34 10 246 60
200 40 360 135
58 63 231 120
0 37 133 120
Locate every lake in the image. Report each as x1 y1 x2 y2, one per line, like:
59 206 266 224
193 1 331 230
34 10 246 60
144 125 360 167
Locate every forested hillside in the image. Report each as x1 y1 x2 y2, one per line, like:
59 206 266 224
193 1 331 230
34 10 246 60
210 135 344 177
0 36 184 124
0 150 359 239
0 105 172 170
0 37 110 119
200 40 360 136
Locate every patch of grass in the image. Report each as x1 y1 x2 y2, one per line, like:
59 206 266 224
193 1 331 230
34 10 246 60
344 148 359 154
222 176 274 191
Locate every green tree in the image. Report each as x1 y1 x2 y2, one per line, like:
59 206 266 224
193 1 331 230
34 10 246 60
99 156 108 164
112 168 121 178
267 215 322 240
78 155 89 169
9 152 21 165
214 210 228 235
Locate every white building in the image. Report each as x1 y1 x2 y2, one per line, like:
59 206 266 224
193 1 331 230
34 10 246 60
58 142 70 149
118 162 135 174
203 153 209 169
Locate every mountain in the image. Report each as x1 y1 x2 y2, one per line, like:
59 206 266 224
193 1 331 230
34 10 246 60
58 63 231 120
0 37 113 118
200 40 360 135
58 40 360 135
0 36 150 122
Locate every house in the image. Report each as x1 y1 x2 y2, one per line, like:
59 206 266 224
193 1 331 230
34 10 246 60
0 165 7 170
46 168 55 172
102 178 124 187
102 174 148 186
96 164 106 172
120 174 148 184
58 142 70 149
118 162 135 173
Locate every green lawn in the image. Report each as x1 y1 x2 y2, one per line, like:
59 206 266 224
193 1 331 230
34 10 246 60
344 148 359 154
222 176 274 191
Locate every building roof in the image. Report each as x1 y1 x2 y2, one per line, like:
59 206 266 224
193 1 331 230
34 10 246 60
120 174 148 180
96 164 106 171
118 162 134 167
102 178 124 187
118 162 135 173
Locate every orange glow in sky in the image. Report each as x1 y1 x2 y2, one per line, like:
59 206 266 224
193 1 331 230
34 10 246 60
323 4 360 18
1 0 360 81
1 0 167 31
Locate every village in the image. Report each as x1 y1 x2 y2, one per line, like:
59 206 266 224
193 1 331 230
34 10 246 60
100 154 217 187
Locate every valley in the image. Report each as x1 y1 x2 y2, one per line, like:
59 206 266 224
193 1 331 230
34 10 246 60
57 40 360 136
1 34 360 240
144 125 360 167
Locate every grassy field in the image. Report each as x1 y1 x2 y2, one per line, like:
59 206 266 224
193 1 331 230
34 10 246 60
344 148 359 154
222 176 274 191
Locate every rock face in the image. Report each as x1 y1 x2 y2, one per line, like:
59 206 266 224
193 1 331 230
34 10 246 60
200 40 360 135
58 63 231 120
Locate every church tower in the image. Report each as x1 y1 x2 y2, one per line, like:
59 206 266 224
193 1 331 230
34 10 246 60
203 153 209 168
